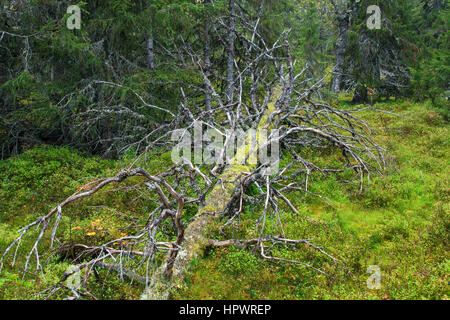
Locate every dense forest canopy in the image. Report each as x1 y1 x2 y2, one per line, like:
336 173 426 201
1 0 448 158
0 0 448 301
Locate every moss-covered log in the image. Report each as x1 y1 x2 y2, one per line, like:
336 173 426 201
140 87 282 300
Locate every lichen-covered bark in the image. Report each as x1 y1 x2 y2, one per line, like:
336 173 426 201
140 87 282 300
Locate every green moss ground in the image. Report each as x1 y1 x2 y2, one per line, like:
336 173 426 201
173 99 449 300
0 100 448 299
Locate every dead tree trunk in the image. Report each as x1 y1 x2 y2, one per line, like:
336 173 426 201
140 87 283 300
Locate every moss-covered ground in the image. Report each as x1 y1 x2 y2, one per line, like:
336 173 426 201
0 100 448 299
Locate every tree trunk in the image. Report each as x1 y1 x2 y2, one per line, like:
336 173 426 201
140 86 283 300
204 20 212 112
352 85 368 104
331 13 349 93
147 30 155 70
226 0 236 104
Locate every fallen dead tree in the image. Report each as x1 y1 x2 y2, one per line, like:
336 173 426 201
0 20 385 300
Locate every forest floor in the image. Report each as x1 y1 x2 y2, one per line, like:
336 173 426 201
0 99 448 300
